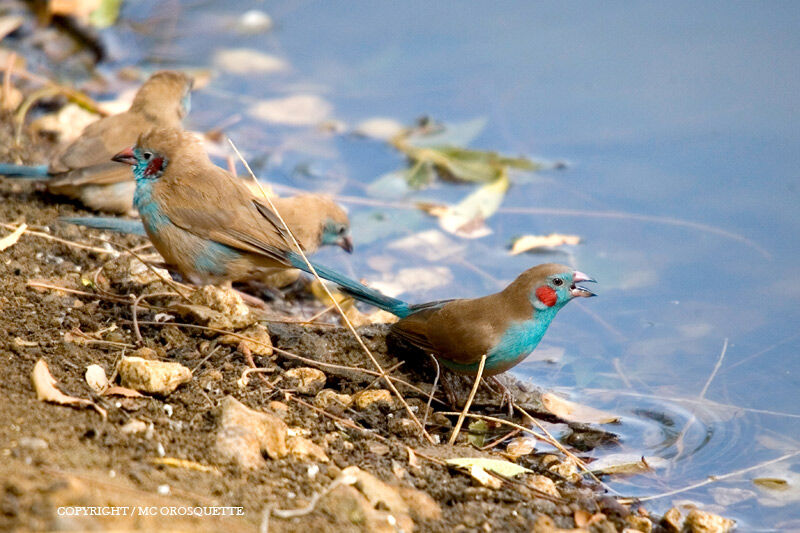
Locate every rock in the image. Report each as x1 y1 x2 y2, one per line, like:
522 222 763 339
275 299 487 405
287 436 329 462
398 486 442 521
542 455 580 483
353 389 395 410
661 507 684 532
120 419 148 434
84 364 108 393
17 437 48 450
684 510 735 533
341 466 413 530
526 475 561 498
625 514 653 532
219 324 272 356
268 401 289 415
173 285 254 330
314 389 353 413
117 357 191 395
388 417 417 437
316 483 396 533
283 367 326 395
131 347 158 360
215 396 287 469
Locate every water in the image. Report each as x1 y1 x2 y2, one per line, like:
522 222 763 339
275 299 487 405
107 1 800 528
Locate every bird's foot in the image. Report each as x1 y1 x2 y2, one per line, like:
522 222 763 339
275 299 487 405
489 376 514 417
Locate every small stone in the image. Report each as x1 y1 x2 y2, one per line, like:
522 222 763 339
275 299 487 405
542 455 580 483
131 347 158 360
388 417 417 437
117 357 191 395
506 437 536 459
661 507 684 532
526 475 560 498
18 437 48 451
84 364 109 393
625 514 653 533
368 442 391 456
314 389 353 413
684 509 735 533
353 389 394 410
284 367 326 395
219 324 272 356
173 285 254 330
120 419 148 434
268 401 289 415
287 436 329 462
340 466 414 532
317 483 395 533
398 486 442 521
215 396 288 469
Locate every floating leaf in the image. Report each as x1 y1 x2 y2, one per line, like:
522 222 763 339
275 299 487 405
249 94 332 126
354 117 405 141
366 170 412 198
405 160 437 189
213 48 288 75
467 419 489 447
589 454 668 476
754 478 790 491
510 233 581 255
418 174 509 238
405 117 487 148
447 457 533 477
32 359 106 418
542 392 621 424
88 0 121 28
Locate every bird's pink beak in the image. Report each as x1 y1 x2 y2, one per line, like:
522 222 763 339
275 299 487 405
338 235 354 254
571 270 597 298
112 147 137 166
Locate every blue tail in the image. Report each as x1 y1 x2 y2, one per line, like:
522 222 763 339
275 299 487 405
0 163 49 177
61 216 147 237
285 251 412 318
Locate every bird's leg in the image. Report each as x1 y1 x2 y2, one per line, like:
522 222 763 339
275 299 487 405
486 376 514 417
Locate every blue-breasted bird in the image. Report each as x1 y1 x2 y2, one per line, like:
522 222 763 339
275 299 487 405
289 261 596 381
0 71 193 213
110 127 352 286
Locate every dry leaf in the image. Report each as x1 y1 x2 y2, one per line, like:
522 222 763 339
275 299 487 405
101 385 144 398
354 117 404 141
541 392 620 424
446 457 533 477
0 223 26 251
468 464 502 489
510 233 581 255
589 454 668 476
31 359 106 418
212 48 287 75
505 437 536 459
418 174 509 238
150 457 220 474
0 15 23 41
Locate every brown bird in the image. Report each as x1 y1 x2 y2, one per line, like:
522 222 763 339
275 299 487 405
111 126 352 286
0 70 193 213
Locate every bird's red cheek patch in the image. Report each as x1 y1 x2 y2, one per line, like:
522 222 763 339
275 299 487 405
535 286 557 307
144 157 164 176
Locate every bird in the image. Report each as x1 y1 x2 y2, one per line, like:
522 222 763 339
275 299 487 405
110 126 353 286
0 70 193 213
284 259 596 406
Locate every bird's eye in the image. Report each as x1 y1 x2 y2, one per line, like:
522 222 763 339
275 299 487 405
143 152 152 160
552 278 564 286
338 226 347 235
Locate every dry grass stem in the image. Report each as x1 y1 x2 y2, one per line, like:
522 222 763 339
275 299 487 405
448 353 486 445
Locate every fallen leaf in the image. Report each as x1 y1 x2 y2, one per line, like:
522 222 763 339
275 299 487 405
510 233 581 255
753 478 790 491
0 223 26 251
467 419 489 447
150 457 220 474
213 48 288 75
446 457 533 477
249 94 332 126
101 386 144 398
505 437 536 459
49 0 102 18
419 174 509 238
0 15 23 41
589 454 668 476
31 359 106 418
88 0 121 28
541 392 621 424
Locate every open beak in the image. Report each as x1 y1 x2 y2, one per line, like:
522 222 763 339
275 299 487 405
570 270 597 298
112 147 136 166
337 235 354 254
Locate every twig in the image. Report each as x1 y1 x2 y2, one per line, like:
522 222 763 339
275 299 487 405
626 449 800 503
271 475 357 519
423 354 441 429
1 222 116 255
229 138 434 444
448 354 486 445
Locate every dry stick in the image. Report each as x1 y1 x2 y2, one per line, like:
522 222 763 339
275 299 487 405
624 449 800 504
131 291 176 343
422 354 441 429
228 139 435 444
448 353 487 445
0 222 116 255
133 319 444 403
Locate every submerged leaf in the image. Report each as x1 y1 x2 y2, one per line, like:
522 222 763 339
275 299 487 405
753 478 790 491
542 392 621 424
419 174 509 238
249 94 332 126
213 48 288 75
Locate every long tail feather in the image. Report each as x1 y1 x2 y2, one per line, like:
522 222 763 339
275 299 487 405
61 216 147 237
0 163 49 177
285 251 411 317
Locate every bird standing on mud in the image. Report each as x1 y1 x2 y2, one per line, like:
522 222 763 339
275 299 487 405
0 70 193 214
111 126 352 286
287 260 596 405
